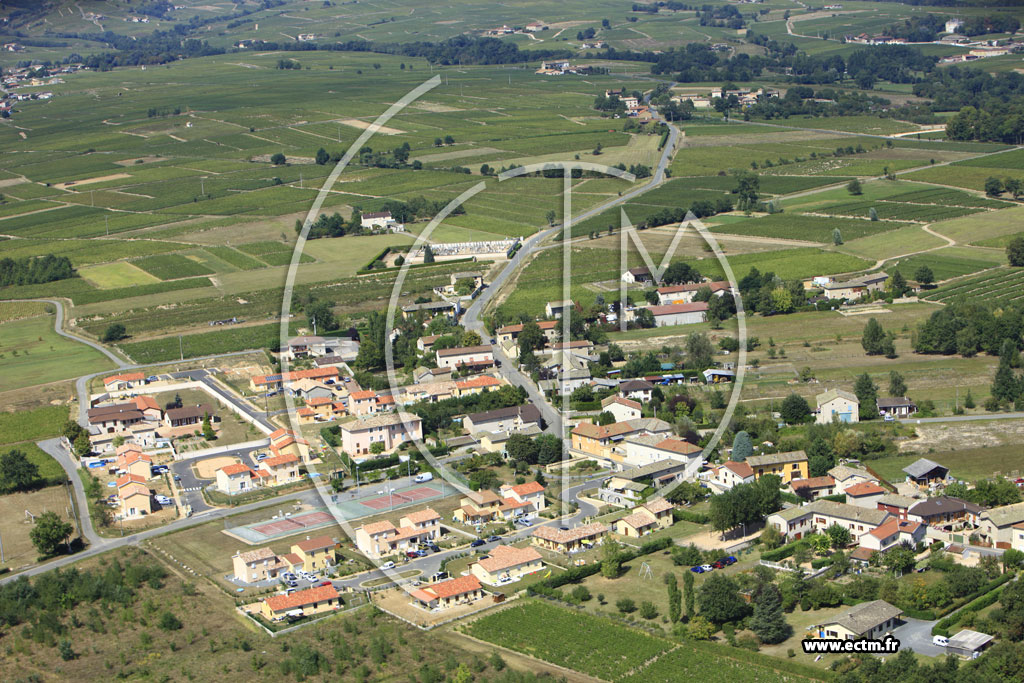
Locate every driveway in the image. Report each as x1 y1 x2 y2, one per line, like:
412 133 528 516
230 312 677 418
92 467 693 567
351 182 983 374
888 617 946 657
170 444 264 514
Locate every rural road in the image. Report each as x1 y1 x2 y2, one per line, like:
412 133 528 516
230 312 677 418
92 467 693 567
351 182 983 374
462 93 680 434
13 298 130 368
898 412 1024 424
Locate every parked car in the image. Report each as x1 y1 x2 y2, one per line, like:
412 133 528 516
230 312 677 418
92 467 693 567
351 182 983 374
690 565 707 574
173 474 181 481
154 495 172 506
884 414 895 422
319 580 332 587
413 472 433 483
146 376 159 382
286 579 298 587
282 573 297 581
515 518 533 527
716 556 736 567
486 535 501 543
470 539 486 548
933 635 949 647
700 564 714 572
712 560 726 569
414 549 428 557
380 561 396 570
406 551 419 559
427 543 441 552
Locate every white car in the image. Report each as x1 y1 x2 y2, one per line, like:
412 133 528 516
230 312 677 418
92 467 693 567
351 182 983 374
700 564 714 572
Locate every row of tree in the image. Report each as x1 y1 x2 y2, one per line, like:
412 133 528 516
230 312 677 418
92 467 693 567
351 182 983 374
0 255 74 287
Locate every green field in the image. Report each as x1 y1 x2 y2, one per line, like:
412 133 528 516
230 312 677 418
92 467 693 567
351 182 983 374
0 306 117 392
888 247 1005 282
869 445 1024 485
133 254 216 280
77 262 161 289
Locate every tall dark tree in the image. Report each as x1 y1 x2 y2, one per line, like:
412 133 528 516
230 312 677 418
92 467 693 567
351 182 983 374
1009 236 1024 267
0 449 40 493
683 570 695 618
751 584 790 644
29 511 73 557
780 393 811 424
697 574 747 623
853 372 878 420
861 318 886 355
315 147 330 165
888 370 907 397
731 431 753 461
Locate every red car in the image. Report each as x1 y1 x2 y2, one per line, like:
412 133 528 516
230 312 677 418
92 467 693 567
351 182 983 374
406 551 419 559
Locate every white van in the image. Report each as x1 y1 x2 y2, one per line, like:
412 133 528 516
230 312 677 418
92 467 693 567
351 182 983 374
380 561 396 570
932 635 949 647
413 472 434 483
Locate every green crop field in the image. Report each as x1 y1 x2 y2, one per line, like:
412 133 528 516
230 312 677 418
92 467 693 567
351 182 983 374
888 248 1004 282
923 268 1024 306
709 214 901 242
0 307 116 391
76 262 161 289
133 254 216 280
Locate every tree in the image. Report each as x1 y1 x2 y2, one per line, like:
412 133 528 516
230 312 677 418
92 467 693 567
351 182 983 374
422 245 435 263
697 574 747 623
1003 548 1024 572
158 611 183 631
890 270 909 298
616 597 636 613
0 449 40 493
639 601 658 619
914 265 935 287
545 210 556 226
306 299 337 332
846 178 862 195
666 573 682 623
505 433 538 465
751 584 791 644
29 511 73 557
201 413 215 441
101 323 127 342
315 147 329 165
861 318 886 355
1008 235 1024 267
732 431 753 461
985 176 1004 196
369 442 385 455
883 544 917 575
760 524 782 550
832 228 843 246
807 436 836 478
888 370 907 397
270 152 287 165
869 207 878 221
825 523 852 549
732 170 760 211
687 615 715 639
443 135 455 146
73 432 92 458
601 538 623 578
683 569 695 618
780 393 811 424
853 372 878 420
686 332 714 371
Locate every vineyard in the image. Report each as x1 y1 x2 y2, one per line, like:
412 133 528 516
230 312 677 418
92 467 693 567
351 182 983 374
923 268 1024 305
134 254 216 280
810 186 1011 223
465 601 821 682
465 601 672 681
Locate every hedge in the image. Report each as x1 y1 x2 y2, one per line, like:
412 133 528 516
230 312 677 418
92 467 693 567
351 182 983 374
811 557 832 570
355 256 475 276
529 537 672 593
901 607 937 621
761 538 811 562
932 573 1014 637
674 509 710 524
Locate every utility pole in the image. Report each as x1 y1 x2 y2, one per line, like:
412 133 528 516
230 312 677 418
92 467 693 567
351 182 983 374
179 334 183 361
90 190 94 207
105 215 109 236
200 178 204 195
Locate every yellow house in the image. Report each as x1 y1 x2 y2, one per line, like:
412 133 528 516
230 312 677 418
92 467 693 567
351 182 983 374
259 584 341 621
454 490 503 524
570 421 641 460
747 450 808 484
612 498 675 537
471 545 544 585
290 535 336 573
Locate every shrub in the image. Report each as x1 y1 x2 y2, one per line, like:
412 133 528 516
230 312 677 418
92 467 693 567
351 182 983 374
158 611 183 631
616 598 637 614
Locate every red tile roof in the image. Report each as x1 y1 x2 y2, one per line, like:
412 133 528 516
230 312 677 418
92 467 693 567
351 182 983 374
262 453 299 468
505 481 544 496
456 376 503 390
791 476 836 491
722 461 754 478
116 473 147 488
294 535 335 552
220 463 253 476
428 574 482 600
647 302 709 316
134 395 160 411
351 390 377 400
846 482 886 497
263 585 339 613
104 372 146 384
475 545 542 573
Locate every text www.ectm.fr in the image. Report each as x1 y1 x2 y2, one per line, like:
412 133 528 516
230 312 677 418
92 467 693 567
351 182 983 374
802 636 901 654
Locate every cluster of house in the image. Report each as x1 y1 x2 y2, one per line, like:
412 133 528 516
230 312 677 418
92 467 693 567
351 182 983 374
453 481 547 525
279 333 360 363
234 535 338 584
0 63 71 118
807 272 890 301
816 387 917 424
111 444 160 519
483 21 547 36
668 87 779 110
355 507 442 559
535 61 597 76
214 429 308 494
621 270 735 326
603 88 653 121
87 373 218 452
750 456 1024 565
359 209 405 232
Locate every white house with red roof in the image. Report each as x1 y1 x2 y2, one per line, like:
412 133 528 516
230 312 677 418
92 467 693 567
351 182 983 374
353 507 441 559
859 518 926 553
102 372 148 394
499 481 547 514
706 460 755 492
410 575 484 610
845 481 887 509
656 281 730 305
471 545 543 585
216 463 260 495
600 395 642 422
258 452 300 486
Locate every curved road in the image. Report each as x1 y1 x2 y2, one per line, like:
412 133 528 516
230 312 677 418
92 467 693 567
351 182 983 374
14 298 130 368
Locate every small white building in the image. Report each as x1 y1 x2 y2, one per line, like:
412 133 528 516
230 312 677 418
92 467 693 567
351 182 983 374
600 395 641 422
360 210 402 231
545 300 574 319
816 388 859 424
646 302 708 326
